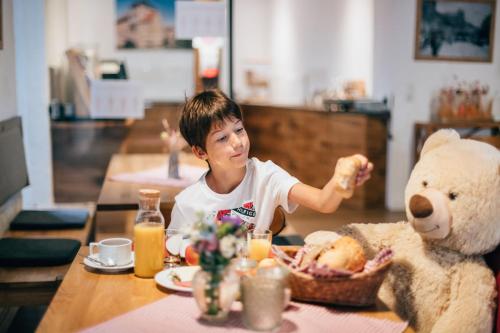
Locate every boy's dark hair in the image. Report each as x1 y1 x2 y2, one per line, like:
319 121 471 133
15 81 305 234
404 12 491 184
179 90 243 150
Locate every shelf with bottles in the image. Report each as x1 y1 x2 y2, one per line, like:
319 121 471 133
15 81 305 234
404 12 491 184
413 121 500 165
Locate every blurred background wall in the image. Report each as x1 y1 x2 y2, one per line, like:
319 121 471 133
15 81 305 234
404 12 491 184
4 0 500 211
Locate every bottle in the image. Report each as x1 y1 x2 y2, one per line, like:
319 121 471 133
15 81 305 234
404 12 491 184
134 189 165 278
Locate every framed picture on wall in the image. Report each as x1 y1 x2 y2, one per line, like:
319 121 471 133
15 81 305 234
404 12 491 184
415 0 496 62
116 0 191 49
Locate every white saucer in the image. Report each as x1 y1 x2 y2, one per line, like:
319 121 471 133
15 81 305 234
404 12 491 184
83 253 135 272
155 266 200 292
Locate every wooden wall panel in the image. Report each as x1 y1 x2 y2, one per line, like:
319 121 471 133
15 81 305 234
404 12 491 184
242 104 388 209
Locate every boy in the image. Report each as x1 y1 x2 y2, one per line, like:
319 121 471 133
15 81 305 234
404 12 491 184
169 90 373 231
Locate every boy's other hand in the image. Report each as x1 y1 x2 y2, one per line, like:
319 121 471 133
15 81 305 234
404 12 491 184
352 154 373 187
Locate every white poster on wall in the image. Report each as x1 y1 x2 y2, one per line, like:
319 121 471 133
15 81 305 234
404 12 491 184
175 1 226 38
90 80 145 119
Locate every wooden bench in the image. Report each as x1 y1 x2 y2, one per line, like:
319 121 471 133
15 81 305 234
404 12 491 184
0 204 95 307
0 117 96 307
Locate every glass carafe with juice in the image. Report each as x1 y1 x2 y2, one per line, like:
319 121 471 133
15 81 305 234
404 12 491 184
134 189 165 278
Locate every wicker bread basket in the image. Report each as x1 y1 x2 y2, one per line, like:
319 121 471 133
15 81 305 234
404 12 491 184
276 246 392 307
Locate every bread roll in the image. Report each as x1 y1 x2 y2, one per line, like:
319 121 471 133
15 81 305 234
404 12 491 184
258 258 277 268
317 236 366 272
333 157 362 199
304 231 341 246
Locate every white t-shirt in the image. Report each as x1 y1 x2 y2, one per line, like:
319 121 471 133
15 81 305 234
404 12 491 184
169 157 300 231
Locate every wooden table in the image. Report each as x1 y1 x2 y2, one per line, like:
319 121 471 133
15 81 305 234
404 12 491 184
97 153 206 220
51 119 130 202
0 204 95 306
37 247 414 332
94 152 206 240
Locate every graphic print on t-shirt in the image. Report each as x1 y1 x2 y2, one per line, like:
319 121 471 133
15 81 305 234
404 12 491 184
215 201 256 223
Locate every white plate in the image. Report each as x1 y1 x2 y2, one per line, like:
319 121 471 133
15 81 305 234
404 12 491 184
155 266 200 292
83 253 135 272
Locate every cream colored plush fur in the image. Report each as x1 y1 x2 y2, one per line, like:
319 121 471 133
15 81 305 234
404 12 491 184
340 129 500 333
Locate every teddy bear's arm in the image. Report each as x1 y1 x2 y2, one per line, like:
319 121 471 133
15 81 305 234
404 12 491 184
338 222 409 256
430 261 496 333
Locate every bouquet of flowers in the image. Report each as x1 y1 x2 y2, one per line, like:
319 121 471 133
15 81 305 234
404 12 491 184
190 214 248 271
189 214 248 321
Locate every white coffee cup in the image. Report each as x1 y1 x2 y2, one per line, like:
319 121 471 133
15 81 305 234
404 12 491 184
89 238 132 266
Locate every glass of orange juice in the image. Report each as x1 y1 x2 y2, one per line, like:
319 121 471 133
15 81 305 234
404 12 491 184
247 229 272 262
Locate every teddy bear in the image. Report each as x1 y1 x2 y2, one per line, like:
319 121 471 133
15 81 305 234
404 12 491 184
340 129 500 333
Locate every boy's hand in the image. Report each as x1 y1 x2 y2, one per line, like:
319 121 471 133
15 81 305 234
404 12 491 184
353 154 373 187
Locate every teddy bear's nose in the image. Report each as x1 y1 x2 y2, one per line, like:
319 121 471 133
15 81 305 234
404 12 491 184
409 194 434 218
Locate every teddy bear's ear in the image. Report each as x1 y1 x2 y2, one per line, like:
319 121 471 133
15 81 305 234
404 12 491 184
420 129 460 157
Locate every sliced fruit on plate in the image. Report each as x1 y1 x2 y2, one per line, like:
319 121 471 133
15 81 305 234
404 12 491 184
170 272 192 288
173 280 192 288
185 245 200 266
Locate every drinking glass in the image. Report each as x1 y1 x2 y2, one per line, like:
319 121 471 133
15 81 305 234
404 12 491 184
165 228 184 267
247 229 272 262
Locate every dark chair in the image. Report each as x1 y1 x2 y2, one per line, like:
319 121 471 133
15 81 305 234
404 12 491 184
269 206 286 236
485 245 500 333
270 206 304 246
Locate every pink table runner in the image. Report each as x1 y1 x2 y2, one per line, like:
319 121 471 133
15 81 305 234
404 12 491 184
109 163 207 188
81 294 408 333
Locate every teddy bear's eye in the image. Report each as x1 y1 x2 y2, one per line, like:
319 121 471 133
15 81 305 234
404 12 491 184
448 192 458 200
422 181 428 187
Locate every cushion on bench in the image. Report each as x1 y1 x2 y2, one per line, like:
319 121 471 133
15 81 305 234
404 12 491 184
9 209 88 230
0 238 81 267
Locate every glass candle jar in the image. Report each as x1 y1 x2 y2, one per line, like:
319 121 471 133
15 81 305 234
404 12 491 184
241 274 285 331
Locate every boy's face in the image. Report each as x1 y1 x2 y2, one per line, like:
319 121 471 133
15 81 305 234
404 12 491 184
194 117 250 170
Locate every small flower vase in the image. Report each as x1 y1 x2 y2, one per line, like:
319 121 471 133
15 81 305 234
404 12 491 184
192 265 239 322
168 151 180 179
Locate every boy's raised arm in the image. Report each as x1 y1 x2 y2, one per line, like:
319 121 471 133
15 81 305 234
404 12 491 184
288 155 373 213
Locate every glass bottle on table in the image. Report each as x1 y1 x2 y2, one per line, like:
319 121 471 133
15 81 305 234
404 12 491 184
134 189 165 278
